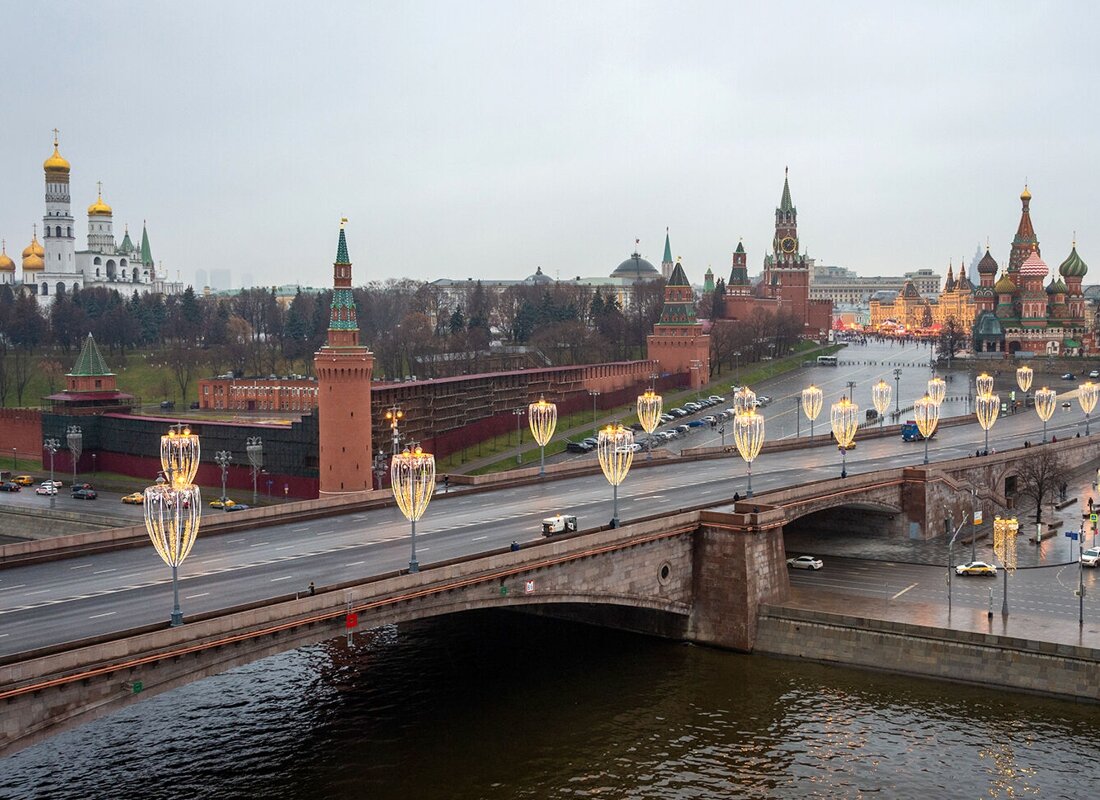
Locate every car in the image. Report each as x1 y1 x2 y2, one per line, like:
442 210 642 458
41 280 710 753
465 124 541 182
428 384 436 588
71 482 94 492
35 484 58 496
787 555 823 570
210 497 237 508
71 487 98 500
675 424 690 434
659 413 675 423
629 422 646 432
160 400 175 410
703 415 716 424
42 479 63 488
542 513 578 536
0 481 21 492
670 408 688 418
12 474 35 486
121 492 145 505
685 403 701 412
1081 547 1100 567
630 442 643 452
757 395 772 406
1062 401 1072 408
708 395 725 402
1090 370 1100 379
688 420 705 428
955 561 997 576
1061 373 1076 380
582 437 599 448
565 441 592 453
224 502 250 512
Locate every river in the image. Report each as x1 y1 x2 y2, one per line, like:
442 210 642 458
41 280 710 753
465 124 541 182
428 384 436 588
3 611 1094 799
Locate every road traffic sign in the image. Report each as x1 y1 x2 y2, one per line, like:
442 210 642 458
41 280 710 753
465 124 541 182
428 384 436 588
1066 530 1080 540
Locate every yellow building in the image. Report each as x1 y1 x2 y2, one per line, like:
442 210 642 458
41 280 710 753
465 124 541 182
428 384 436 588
869 279 930 332
933 262 976 330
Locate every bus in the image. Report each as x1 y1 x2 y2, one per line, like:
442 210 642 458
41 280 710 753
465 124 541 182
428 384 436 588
816 355 838 366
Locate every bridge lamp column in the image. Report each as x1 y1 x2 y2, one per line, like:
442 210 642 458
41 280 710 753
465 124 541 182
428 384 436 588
246 437 263 505
597 424 634 529
830 398 859 479
391 445 436 574
1034 387 1057 443
871 380 891 430
43 438 60 509
1016 365 1033 409
927 376 946 407
733 386 757 416
66 425 82 487
914 394 940 465
512 408 526 464
1077 381 1098 436
801 385 823 439
975 393 1000 456
528 397 558 477
733 409 765 497
636 390 662 461
214 450 232 510
992 515 1018 616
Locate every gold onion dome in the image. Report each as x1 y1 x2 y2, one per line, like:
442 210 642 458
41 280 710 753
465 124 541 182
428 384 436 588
0 242 15 271
22 234 44 259
87 192 112 216
1020 184 1032 201
43 143 71 174
994 272 1016 293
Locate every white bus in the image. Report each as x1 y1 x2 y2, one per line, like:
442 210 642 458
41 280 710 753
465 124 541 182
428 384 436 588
817 355 838 366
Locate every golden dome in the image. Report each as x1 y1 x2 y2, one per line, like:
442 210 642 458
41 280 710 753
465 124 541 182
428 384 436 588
1020 184 1032 201
22 233 44 259
87 191 112 216
44 143 71 174
0 241 15 271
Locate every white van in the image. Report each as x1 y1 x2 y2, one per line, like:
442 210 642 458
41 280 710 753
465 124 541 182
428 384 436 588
542 514 578 536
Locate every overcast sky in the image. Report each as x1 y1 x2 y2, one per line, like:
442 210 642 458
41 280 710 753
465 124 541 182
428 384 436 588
3 1 1097 290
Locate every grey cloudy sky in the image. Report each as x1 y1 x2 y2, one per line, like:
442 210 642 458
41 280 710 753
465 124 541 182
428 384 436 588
3 1 1097 289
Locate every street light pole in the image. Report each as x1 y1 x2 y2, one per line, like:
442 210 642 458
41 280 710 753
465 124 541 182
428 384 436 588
246 436 263 505
512 407 525 464
733 351 741 386
43 438 60 509
385 405 404 457
893 368 902 414
214 450 232 510
846 381 856 402
588 390 601 437
66 425 82 487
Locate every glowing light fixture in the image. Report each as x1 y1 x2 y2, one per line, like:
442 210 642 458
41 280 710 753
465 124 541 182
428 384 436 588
1016 365 1033 394
391 445 436 573
830 397 859 478
1078 381 1098 436
528 397 558 476
636 390 663 461
976 373 994 399
802 385 823 438
913 394 940 464
733 386 757 416
871 380 891 429
1034 387 1057 442
597 424 634 528
927 376 946 407
975 393 1000 455
993 515 1019 615
733 409 765 497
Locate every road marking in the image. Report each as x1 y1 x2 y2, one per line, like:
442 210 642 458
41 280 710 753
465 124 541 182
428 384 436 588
270 575 295 582
93 568 116 574
0 633 7 638
345 561 364 567
70 564 92 570
276 545 296 551
228 538 245 543
472 536 488 541
292 526 311 533
88 611 116 619
892 582 919 600
185 592 209 599
249 541 270 547
25 589 50 595
0 585 27 592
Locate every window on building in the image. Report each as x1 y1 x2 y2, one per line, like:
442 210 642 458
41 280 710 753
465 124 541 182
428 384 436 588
55 226 61 238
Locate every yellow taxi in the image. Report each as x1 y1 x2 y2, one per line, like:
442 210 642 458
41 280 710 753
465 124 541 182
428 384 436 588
121 492 145 505
210 497 237 509
12 475 35 486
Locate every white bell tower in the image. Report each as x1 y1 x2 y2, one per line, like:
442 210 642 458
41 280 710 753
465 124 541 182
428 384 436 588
42 129 77 275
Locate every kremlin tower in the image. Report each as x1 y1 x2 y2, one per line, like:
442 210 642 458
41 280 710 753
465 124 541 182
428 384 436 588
314 221 375 496
646 259 710 389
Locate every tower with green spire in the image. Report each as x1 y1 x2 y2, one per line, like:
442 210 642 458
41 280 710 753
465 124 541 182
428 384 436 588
648 260 711 389
661 228 674 280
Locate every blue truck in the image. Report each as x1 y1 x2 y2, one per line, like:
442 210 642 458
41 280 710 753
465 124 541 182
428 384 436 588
901 420 933 442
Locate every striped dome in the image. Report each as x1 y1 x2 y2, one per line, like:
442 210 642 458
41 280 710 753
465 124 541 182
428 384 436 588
1058 244 1088 278
1019 249 1048 278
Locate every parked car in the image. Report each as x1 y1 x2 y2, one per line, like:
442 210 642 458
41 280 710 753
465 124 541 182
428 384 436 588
160 400 175 410
1061 373 1076 380
659 413 675 423
708 395 725 403
955 561 997 576
675 424 690 435
688 420 705 428
1090 370 1100 380
787 555 823 570
43 479 63 488
189 401 201 409
685 402 701 412
565 441 592 453
71 487 98 500
209 497 237 508
670 408 688 418
224 502 251 512
35 484 58 496
0 481 22 492
703 415 717 424
630 442 643 452
12 474 35 486
1081 547 1100 567
121 492 145 505
71 482 94 493
542 513 578 536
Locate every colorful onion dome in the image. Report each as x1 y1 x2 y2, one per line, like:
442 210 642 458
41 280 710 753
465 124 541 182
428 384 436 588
994 272 1016 293
1019 248 1048 278
977 247 999 275
87 191 112 216
0 241 15 271
1047 278 1067 295
1058 244 1088 278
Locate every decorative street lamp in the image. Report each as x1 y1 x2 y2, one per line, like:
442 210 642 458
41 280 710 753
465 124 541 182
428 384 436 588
975 393 1000 455
66 425 82 486
1034 387 1057 443
733 350 742 385
733 386 757 416
871 380 891 429
43 438 60 509
372 449 387 490
597 423 634 528
636 390 663 461
830 398 859 478
214 450 232 510
588 390 601 437
993 515 1018 616
802 385 823 438
512 407 526 464
1078 381 1098 436
892 368 902 413
913 394 940 465
391 444 436 573
927 376 946 407
528 397 558 476
246 436 263 504
144 424 202 627
384 405 404 457
733 409 765 497
1016 364 1033 398
976 372 994 399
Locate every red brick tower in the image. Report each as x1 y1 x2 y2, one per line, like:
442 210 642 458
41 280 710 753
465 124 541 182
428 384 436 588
760 168 812 323
314 221 375 496
647 260 710 389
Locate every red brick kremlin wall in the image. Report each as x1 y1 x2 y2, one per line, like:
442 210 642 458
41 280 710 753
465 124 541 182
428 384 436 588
0 409 44 464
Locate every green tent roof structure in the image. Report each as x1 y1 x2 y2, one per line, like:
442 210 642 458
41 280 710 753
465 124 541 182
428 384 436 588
662 230 673 264
336 227 350 264
780 169 794 212
140 222 153 266
68 333 113 377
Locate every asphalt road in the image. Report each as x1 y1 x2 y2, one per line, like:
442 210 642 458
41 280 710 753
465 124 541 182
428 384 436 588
1 393 1098 658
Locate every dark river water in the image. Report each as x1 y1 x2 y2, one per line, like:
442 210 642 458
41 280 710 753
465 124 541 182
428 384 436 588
3 611 1095 799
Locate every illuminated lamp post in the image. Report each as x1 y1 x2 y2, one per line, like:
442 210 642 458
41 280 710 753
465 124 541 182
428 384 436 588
1078 381 1098 436
144 424 202 627
1034 387 1057 443
597 424 634 528
976 372 994 400
830 398 859 478
528 397 558 476
733 386 757 416
214 450 232 510
871 380 891 429
927 375 946 407
975 393 1000 455
993 515 1018 616
802 385 823 439
391 444 436 573
636 390 663 461
913 394 940 465
384 405 404 456
733 409 765 497
1016 365 1033 408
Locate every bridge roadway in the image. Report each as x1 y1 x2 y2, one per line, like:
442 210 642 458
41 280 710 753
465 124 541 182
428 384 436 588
0 408 1090 658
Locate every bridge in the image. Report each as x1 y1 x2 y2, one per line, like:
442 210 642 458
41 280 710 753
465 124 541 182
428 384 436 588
2 411 1098 755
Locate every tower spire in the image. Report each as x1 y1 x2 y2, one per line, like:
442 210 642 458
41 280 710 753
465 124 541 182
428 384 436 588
663 228 672 265
780 166 793 211
326 218 359 347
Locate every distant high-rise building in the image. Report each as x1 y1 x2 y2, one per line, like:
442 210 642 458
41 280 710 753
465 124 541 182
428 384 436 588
195 269 209 289
209 269 231 290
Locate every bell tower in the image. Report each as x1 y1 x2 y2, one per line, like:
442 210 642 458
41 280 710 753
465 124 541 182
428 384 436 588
42 129 76 274
314 220 375 496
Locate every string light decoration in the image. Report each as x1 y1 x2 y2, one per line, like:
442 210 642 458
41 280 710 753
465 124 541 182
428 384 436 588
733 386 757 416
802 385 823 438
1078 381 1098 436
636 390 663 461
976 373 994 399
974 393 1000 455
927 376 946 407
391 445 436 573
1016 365 1033 394
597 424 634 528
913 394 940 465
144 424 203 627
1034 387 1057 443
871 380 891 429
527 397 558 476
830 397 859 478
993 515 1019 616
733 409 765 497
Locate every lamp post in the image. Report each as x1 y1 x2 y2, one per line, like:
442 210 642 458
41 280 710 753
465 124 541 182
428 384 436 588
802 385 823 439
845 380 856 402
43 438 60 509
914 394 940 465
246 436 263 504
1034 387 1057 443
144 424 202 627
10 447 15 470
733 386 757 416
372 449 387 490
871 380 891 429
214 450 232 509
588 390 601 437
91 453 96 476
733 351 741 386
391 444 436 573
1016 365 1033 411
927 376 946 407
976 372 994 399
528 397 557 477
1078 381 1098 436
975 393 1000 455
66 425 82 486
512 407 525 464
636 390 663 461
734 409 765 497
830 398 859 478
993 515 1018 616
892 368 902 414
597 423 633 528
384 405 404 457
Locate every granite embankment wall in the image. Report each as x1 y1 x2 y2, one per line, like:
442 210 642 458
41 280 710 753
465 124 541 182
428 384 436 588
754 606 1100 702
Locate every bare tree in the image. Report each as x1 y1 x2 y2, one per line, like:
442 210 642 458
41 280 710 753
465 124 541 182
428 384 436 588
1015 449 1068 524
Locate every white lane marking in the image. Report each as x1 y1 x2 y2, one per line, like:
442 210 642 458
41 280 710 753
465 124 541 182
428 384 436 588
345 561 364 567
185 592 209 599
472 536 488 541
276 545 296 551
0 585 27 592
270 575 295 582
292 526 311 533
88 611 116 619
70 564 92 570
0 633 7 638
25 589 51 596
892 582 919 600
249 542 270 547
228 538 245 543
93 569 116 574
